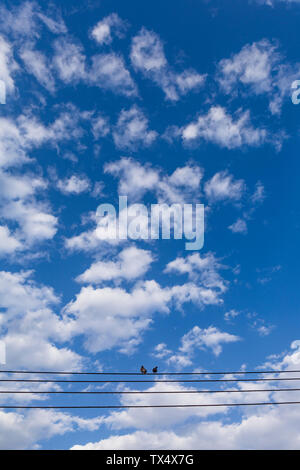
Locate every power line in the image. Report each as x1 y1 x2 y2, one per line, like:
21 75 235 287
0 369 299 376
1 377 300 383
0 387 300 394
1 401 300 409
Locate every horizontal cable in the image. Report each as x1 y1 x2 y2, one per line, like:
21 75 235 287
1 377 300 383
0 388 300 394
0 369 299 376
1 401 300 409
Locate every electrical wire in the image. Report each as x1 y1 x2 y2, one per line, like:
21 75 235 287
1 401 300 409
0 388 300 394
0 377 300 383
0 369 299 375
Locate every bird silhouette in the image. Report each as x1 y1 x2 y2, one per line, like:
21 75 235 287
152 366 158 373
140 365 147 374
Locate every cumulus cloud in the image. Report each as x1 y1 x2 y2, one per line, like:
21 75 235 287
52 37 86 83
204 170 245 203
112 106 157 151
179 325 240 357
63 275 228 355
228 218 248 234
20 42 55 92
70 406 300 450
130 27 205 101
0 270 82 370
153 324 240 368
72 342 300 450
91 114 110 139
0 108 88 246
91 13 128 45
66 159 204 252
218 39 279 95
56 175 91 195
89 53 138 97
0 226 22 255
224 309 241 322
165 252 227 294
181 106 267 149
251 181 265 204
0 409 101 449
105 157 159 200
165 325 241 367
0 1 67 39
217 39 300 114
105 157 202 204
76 246 154 284
63 280 171 354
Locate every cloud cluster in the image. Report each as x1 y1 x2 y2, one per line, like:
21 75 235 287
72 341 300 450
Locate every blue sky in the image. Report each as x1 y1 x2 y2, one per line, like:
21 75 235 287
1 0 300 449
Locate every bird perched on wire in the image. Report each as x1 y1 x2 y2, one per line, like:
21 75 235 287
152 366 158 373
140 365 147 374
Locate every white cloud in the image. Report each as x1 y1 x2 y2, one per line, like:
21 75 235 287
217 39 300 114
152 342 172 359
182 106 267 149
91 114 110 139
0 2 38 39
72 341 300 450
257 0 300 4
204 170 245 203
17 107 84 147
0 111 68 247
105 157 202 204
70 406 300 450
251 181 265 204
0 118 30 168
63 280 171 354
76 246 153 284
0 226 22 255
65 227 103 252
0 270 82 370
105 157 159 200
57 175 90 195
130 28 205 101
89 53 138 97
20 43 55 92
2 199 57 244
37 11 67 35
165 252 227 295
0 35 18 94
66 160 204 252
157 165 203 204
0 1 67 39
166 326 241 367
91 13 127 45
112 106 157 151
179 325 241 357
228 218 248 234
224 309 241 321
218 39 278 95
63 276 228 355
52 38 86 83
250 318 274 336
0 409 101 449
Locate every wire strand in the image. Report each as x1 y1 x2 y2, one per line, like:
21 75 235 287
0 369 299 375
0 388 300 394
1 401 300 409
1 377 300 383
